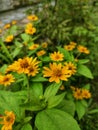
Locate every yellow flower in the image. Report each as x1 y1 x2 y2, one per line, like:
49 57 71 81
77 45 90 54
6 57 32 74
29 44 39 50
28 58 40 76
6 57 40 76
50 51 64 61
82 89 91 99
27 15 38 21
25 27 36 35
64 62 77 75
4 23 11 29
41 42 48 48
73 88 83 100
37 50 46 56
64 44 75 51
72 87 91 100
70 41 77 46
0 110 15 130
43 63 71 83
0 74 15 86
14 57 33 74
5 35 14 42
26 23 33 28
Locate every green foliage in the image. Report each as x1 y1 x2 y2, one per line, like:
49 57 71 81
0 1 98 130
57 99 75 116
35 108 81 130
21 123 33 130
77 64 93 79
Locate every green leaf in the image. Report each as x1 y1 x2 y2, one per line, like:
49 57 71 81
11 47 22 58
80 100 88 107
39 56 51 62
35 109 81 130
0 64 8 74
44 82 62 101
77 64 93 79
75 101 86 120
0 53 10 63
57 100 75 116
88 109 98 114
14 40 23 47
20 83 46 111
21 33 30 42
0 38 13 61
14 90 28 100
0 91 23 120
31 76 48 82
47 92 66 108
83 84 90 90
20 102 45 111
30 82 43 99
23 117 32 123
21 123 32 130
78 59 89 64
9 25 18 35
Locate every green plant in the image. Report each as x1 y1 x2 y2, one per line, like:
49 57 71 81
0 1 98 129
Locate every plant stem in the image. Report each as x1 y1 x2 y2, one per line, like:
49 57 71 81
25 74 31 102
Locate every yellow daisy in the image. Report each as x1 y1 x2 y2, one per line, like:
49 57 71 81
27 15 38 21
82 89 91 99
13 57 33 74
77 45 90 54
4 23 11 29
64 44 75 51
64 62 77 75
70 41 77 46
0 74 15 87
6 57 40 76
73 88 83 100
43 63 70 83
25 27 36 35
28 59 40 76
0 110 15 130
25 23 33 28
37 50 46 56
5 35 14 42
29 44 39 50
50 51 64 61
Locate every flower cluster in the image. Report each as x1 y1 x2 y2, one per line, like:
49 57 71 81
43 62 77 83
71 86 91 100
64 42 77 51
7 57 40 76
64 41 90 54
25 23 36 35
0 12 93 129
